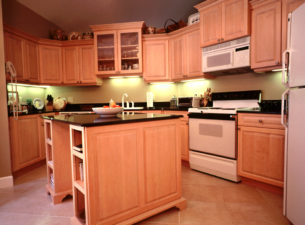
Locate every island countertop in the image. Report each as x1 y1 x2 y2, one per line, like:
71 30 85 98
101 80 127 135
42 112 182 127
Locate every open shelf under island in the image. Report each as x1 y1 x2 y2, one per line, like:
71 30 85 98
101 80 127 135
42 112 187 225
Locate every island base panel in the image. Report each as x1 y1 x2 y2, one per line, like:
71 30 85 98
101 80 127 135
46 184 72 204
70 197 186 225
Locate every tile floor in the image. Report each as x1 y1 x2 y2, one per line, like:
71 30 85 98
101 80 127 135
0 165 291 225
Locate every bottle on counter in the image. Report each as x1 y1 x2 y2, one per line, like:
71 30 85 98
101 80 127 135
170 95 178 109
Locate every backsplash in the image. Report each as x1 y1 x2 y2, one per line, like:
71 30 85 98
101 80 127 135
45 71 285 104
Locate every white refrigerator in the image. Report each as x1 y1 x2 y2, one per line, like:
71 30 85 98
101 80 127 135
282 2 305 225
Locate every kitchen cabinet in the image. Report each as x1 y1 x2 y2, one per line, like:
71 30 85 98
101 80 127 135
23 40 40 83
9 114 46 173
90 22 144 76
170 24 203 80
39 45 63 84
170 35 185 80
63 45 96 84
143 37 170 81
44 120 72 204
250 0 282 70
195 0 249 47
4 32 25 81
237 113 285 187
68 118 185 225
185 28 203 77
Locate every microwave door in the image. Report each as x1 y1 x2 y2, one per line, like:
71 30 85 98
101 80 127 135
202 50 233 72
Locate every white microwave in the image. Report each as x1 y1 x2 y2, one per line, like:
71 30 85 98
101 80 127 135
202 36 250 73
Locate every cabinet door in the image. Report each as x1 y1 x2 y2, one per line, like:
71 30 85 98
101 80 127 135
79 45 96 84
62 46 79 84
23 40 40 83
95 31 117 75
185 29 202 77
251 1 282 69
39 45 62 84
118 30 142 74
9 115 42 172
38 117 46 159
222 0 249 41
179 120 189 161
4 32 24 81
238 126 285 187
199 3 222 47
143 39 169 81
282 0 305 53
170 35 185 80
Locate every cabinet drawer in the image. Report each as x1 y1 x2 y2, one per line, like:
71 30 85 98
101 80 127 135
238 113 284 129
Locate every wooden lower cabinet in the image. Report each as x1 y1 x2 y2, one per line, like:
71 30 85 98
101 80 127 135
71 119 185 225
237 113 285 187
9 114 46 172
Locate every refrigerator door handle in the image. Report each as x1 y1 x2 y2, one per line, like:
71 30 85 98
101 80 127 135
282 50 290 87
281 89 289 128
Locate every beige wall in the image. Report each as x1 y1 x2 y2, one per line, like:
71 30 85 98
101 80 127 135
0 0 12 178
45 71 285 104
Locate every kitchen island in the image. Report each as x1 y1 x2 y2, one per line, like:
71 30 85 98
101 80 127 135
43 112 186 225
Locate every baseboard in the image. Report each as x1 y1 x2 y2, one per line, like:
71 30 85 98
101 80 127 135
0 175 13 188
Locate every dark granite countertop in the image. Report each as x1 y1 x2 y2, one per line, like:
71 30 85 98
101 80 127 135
42 112 182 127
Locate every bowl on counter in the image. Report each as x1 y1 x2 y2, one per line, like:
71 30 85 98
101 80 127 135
92 107 123 117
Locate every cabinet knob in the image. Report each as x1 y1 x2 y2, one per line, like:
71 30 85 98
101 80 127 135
275 61 279 65
258 119 263 123
221 38 224 42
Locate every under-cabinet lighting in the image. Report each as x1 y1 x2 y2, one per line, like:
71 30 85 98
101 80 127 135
109 76 141 79
180 78 206 83
149 82 174 85
272 68 287 72
7 83 50 88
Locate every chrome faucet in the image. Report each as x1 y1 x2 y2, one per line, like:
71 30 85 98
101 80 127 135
122 93 128 108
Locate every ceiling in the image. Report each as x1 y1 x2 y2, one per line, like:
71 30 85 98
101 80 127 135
16 0 203 32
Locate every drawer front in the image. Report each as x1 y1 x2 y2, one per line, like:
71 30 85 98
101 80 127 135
238 113 284 129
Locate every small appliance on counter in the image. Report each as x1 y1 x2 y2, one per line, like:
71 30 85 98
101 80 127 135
192 94 201 108
177 97 193 108
170 96 178 109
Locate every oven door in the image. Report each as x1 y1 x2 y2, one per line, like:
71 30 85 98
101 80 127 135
189 118 236 159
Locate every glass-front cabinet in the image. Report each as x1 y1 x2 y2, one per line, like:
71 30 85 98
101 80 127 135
91 22 144 76
96 32 117 74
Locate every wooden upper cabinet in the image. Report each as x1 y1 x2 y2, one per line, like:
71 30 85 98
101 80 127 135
23 40 40 83
250 0 282 70
282 0 305 53
198 3 222 47
195 0 249 47
63 46 80 84
170 35 185 80
4 32 24 81
185 29 202 77
90 22 144 76
222 0 249 41
39 45 62 84
79 45 96 83
143 38 169 81
94 31 118 75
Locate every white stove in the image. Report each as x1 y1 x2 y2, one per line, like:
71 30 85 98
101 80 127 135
187 91 261 182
